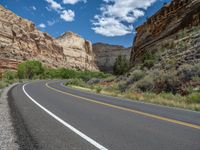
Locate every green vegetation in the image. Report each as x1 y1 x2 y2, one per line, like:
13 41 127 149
18 60 44 79
65 62 200 111
113 55 129 75
142 51 156 69
0 60 110 95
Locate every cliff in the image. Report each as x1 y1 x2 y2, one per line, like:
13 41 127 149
130 0 200 65
93 43 131 72
56 32 97 71
0 5 98 73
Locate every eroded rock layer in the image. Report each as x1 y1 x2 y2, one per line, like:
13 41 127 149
56 32 97 71
0 5 98 72
130 0 200 65
93 43 131 72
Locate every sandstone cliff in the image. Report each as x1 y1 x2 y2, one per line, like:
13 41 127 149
56 32 97 71
130 0 200 66
93 43 131 72
0 5 98 73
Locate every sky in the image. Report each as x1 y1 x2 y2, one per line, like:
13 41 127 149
0 0 171 47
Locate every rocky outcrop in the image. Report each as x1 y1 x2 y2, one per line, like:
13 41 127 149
56 32 97 71
0 5 98 73
93 43 131 72
130 0 200 65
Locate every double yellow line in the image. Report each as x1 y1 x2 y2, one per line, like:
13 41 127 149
46 82 200 130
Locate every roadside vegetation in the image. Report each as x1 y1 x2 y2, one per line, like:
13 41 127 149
65 63 200 111
64 40 200 112
0 60 110 93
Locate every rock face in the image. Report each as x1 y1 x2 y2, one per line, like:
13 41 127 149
56 32 97 71
93 43 131 72
0 5 98 73
130 0 200 65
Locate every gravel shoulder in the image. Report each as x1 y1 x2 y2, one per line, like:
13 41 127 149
0 84 19 150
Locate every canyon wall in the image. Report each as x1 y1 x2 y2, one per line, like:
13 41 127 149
56 32 97 71
0 5 98 73
93 43 131 72
130 0 200 65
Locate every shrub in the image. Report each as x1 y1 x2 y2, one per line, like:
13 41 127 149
87 78 101 85
154 72 181 94
117 82 127 93
177 64 200 82
142 60 155 69
113 55 129 75
127 70 146 84
187 92 200 104
3 71 17 80
78 71 110 81
17 60 44 79
95 86 102 93
65 78 85 87
142 51 156 69
135 76 154 92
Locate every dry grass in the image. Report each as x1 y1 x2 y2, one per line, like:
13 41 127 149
69 85 200 111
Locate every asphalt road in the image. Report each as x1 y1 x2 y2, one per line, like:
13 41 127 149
8 80 200 150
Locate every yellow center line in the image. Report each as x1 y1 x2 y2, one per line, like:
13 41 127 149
46 82 200 130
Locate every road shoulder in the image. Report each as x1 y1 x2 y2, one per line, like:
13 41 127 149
0 84 19 150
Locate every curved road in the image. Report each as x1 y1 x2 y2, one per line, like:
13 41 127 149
8 81 200 150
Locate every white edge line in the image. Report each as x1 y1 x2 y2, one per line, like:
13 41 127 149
22 83 108 150
59 82 200 114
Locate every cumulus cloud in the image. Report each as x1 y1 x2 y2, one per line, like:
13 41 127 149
60 10 75 22
45 0 63 11
45 0 75 22
63 0 87 5
38 23 46 28
92 0 156 37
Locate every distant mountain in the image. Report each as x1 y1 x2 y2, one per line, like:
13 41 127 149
93 43 131 73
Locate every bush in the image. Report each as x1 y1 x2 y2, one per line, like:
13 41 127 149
113 55 129 75
87 78 101 85
78 71 109 81
143 60 155 69
187 92 200 104
117 82 127 93
142 52 156 69
177 64 200 82
135 76 154 92
154 72 181 94
95 86 102 93
65 78 86 87
127 70 146 84
18 60 44 79
3 71 17 80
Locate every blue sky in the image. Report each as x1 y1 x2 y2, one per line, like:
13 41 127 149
0 0 170 47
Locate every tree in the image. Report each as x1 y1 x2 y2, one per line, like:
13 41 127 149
17 60 44 79
113 55 129 75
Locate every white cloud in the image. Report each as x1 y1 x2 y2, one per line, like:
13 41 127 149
47 20 56 26
60 10 75 22
45 0 76 22
45 0 63 11
38 23 46 28
63 0 87 5
32 6 37 10
92 17 133 37
92 0 156 37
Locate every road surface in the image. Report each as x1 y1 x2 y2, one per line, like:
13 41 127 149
8 80 200 150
